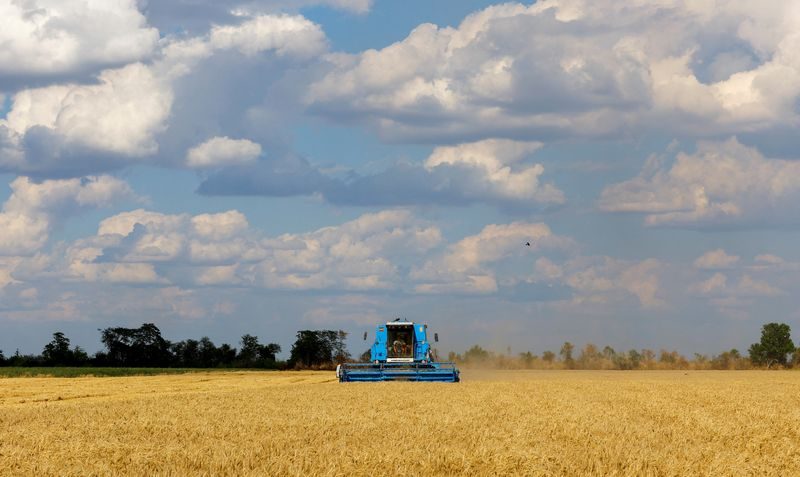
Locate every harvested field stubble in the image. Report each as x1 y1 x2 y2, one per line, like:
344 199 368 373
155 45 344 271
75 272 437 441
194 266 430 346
1 370 799 476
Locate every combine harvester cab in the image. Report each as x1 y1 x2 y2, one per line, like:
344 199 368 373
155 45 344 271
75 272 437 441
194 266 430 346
337 319 460 382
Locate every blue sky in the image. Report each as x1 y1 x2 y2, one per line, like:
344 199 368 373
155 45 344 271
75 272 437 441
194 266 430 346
2 0 800 357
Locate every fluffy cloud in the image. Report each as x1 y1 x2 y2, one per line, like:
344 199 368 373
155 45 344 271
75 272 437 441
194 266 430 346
557 257 665 309
0 12 327 177
307 1 800 142
689 265 784 318
256 210 441 290
323 139 565 207
0 60 175 176
0 176 135 256
409 219 664 308
186 137 262 168
0 258 22 290
60 209 258 285
69 261 164 285
598 138 800 227
0 1 339 84
748 253 800 273
200 139 564 209
43 210 689 308
141 0 371 35
412 221 573 294
691 272 728 296
59 208 441 291
421 139 564 205
191 211 250 240
691 272 782 299
320 0 372 13
694 249 740 270
0 0 158 84
2 63 172 161
89 209 258 264
302 295 385 327
209 14 327 58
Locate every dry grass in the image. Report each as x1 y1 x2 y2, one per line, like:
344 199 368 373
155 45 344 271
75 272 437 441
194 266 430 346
1 370 799 476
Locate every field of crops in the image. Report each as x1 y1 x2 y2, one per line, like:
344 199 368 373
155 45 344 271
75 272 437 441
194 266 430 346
0 367 218 378
1 370 799 475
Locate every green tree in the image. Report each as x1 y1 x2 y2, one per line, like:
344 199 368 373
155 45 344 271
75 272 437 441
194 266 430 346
519 351 537 368
72 346 89 366
331 331 350 364
712 349 743 370
288 330 346 368
238 334 261 366
259 343 282 363
99 323 172 367
42 332 73 366
237 335 281 368
464 345 490 363
560 342 575 368
198 337 219 368
541 350 556 363
749 323 795 367
612 353 633 370
578 343 600 368
172 339 201 367
659 349 678 364
627 349 642 369
41 332 88 366
217 343 237 366
640 349 656 368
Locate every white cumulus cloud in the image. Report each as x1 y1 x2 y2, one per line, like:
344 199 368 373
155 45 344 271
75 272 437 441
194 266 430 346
307 0 800 142
0 0 158 80
690 272 782 298
0 175 136 256
424 139 564 204
257 210 441 290
2 63 172 157
314 138 565 209
599 138 800 227
412 221 573 294
186 137 262 168
0 12 328 177
59 208 441 291
560 257 665 309
694 249 741 269
209 14 327 58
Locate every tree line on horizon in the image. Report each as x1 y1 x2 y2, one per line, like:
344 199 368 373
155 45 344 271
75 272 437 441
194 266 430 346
0 322 798 371
0 323 350 370
448 323 800 370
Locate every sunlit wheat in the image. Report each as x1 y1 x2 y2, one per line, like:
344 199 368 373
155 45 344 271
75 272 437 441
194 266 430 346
1 370 799 476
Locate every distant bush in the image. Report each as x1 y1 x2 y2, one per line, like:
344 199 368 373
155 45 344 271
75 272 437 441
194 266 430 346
448 344 754 371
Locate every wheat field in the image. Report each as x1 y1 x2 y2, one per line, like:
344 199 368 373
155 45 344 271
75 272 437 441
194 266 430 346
1 370 799 476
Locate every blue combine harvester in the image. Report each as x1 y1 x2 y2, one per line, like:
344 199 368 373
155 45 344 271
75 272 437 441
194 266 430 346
337 319 460 382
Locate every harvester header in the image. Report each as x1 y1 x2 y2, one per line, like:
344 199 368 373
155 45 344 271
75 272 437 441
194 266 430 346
337 319 460 382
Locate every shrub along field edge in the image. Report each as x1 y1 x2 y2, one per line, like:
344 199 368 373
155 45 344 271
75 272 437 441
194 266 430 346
0 367 282 378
